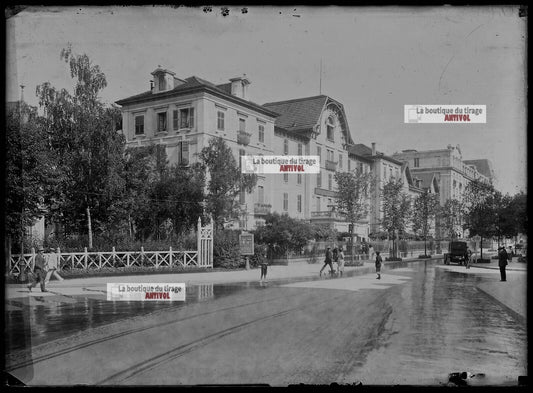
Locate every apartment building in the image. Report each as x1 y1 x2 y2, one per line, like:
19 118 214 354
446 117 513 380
392 145 493 206
116 68 357 231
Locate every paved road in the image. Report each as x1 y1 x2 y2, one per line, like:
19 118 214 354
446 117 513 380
5 258 527 386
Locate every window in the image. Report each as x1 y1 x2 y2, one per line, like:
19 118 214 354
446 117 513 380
317 146 321 164
297 195 302 213
217 111 225 131
284 139 289 155
173 110 179 129
390 168 393 178
339 154 343 169
298 143 303 156
327 149 334 162
135 115 144 135
157 112 167 132
348 159 351 171
316 196 321 211
177 141 189 166
239 118 246 132
326 116 335 141
284 173 288 183
358 162 363 174
179 107 195 129
328 173 333 190
258 124 264 142
297 173 302 184
328 198 333 211
158 74 166 91
239 186 246 204
283 193 288 211
414 158 420 167
258 185 264 203
317 172 322 188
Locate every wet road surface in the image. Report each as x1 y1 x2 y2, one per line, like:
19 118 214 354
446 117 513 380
5 260 527 386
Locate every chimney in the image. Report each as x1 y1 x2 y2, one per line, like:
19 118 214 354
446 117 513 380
20 84 25 102
230 74 251 100
371 142 376 156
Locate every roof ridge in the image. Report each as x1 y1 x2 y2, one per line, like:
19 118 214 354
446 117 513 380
263 95 328 106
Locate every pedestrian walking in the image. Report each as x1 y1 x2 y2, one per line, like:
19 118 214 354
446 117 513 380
27 247 48 292
375 251 383 279
45 247 64 284
337 246 345 277
260 253 268 283
498 246 508 282
464 248 471 269
319 247 335 277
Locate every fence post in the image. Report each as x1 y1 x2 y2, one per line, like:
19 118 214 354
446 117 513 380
84 247 88 269
197 217 202 266
169 246 173 267
57 247 62 271
112 246 116 267
31 247 35 270
141 246 144 266
98 251 102 269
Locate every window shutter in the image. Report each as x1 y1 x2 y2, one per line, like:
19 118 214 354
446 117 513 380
182 141 189 165
189 108 194 128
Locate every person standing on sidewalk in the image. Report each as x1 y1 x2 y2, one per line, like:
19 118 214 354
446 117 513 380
337 246 345 277
464 248 472 269
319 247 334 277
375 251 383 279
498 246 508 282
260 253 269 283
45 247 64 284
27 247 48 292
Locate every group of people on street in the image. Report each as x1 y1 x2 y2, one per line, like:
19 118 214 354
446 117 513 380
319 246 346 277
27 247 64 293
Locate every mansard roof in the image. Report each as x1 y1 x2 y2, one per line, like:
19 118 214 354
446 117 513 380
263 95 354 144
350 144 404 165
463 159 494 179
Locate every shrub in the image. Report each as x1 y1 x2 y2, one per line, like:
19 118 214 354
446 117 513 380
213 230 241 268
385 257 402 261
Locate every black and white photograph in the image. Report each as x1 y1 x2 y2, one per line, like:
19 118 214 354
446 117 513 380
4 5 527 387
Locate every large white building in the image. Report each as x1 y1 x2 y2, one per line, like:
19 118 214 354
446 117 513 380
116 67 365 235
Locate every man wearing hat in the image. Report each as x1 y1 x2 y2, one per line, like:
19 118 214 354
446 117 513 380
497 246 509 282
27 247 48 292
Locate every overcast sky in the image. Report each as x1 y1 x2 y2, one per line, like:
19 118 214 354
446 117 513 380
6 5 527 195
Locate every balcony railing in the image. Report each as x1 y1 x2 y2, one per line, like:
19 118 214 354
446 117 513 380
254 203 272 215
310 210 345 220
237 130 252 146
325 160 337 171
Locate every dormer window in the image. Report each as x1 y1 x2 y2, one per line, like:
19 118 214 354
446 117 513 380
158 74 166 91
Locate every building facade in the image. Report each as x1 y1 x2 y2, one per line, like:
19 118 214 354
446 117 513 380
116 68 360 232
392 145 493 207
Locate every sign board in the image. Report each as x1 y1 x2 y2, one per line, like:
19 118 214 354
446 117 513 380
239 233 254 255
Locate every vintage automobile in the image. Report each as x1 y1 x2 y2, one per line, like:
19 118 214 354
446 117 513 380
444 240 468 265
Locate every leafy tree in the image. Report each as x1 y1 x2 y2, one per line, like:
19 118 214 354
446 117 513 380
334 170 373 262
5 102 60 253
35 45 125 246
462 180 496 259
381 178 411 258
199 137 257 230
438 198 464 240
508 191 527 238
412 190 440 256
254 213 314 258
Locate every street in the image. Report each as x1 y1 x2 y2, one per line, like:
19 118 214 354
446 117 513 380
5 259 527 386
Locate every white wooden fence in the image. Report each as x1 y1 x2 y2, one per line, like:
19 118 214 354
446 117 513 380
8 217 214 277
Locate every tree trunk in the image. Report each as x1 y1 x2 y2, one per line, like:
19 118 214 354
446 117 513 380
86 205 93 249
480 238 483 260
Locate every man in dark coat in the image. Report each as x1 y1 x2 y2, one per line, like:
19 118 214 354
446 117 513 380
319 247 335 277
498 246 508 282
27 247 48 292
